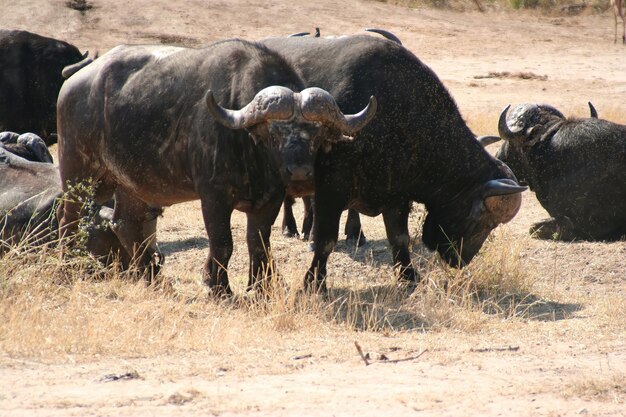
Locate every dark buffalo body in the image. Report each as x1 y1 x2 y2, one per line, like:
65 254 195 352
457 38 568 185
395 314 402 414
0 30 85 144
497 104 626 241
57 40 374 294
262 35 526 290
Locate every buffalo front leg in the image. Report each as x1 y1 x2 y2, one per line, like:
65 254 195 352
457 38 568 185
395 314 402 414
382 203 418 285
304 201 343 294
246 196 283 293
200 193 234 297
110 190 162 280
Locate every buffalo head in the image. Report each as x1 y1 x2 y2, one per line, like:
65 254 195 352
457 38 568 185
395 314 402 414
494 103 568 186
206 86 377 184
422 166 527 267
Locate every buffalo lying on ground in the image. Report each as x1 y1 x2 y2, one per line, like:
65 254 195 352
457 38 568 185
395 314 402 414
495 103 626 241
0 147 126 263
262 35 527 292
57 40 376 295
0 30 87 145
0 131 53 163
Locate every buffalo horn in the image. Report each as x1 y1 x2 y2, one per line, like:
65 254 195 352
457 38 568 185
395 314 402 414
288 32 310 37
482 179 527 224
482 179 527 198
62 55 94 79
299 87 377 136
588 101 598 118
364 28 403 45
206 86 296 130
497 105 524 141
476 135 501 147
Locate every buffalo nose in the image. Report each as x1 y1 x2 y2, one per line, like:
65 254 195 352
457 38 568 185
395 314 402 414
286 164 313 181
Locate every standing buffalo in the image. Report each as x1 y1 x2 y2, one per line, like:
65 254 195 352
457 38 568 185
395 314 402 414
262 35 527 292
279 29 405 247
495 103 626 241
57 40 376 295
0 30 87 145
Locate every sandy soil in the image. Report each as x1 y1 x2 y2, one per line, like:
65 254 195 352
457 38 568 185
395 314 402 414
1 0 625 416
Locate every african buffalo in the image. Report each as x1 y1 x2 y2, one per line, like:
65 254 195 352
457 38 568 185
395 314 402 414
280 29 405 246
0 131 53 163
56 40 376 295
495 103 626 241
0 147 126 263
0 30 87 145
262 35 527 292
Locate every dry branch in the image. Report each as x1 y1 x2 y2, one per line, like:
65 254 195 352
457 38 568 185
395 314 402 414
354 341 370 366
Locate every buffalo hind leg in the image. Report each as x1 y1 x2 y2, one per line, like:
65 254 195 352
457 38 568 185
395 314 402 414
530 217 576 241
345 209 366 246
200 192 234 297
110 190 162 281
246 195 283 294
301 196 314 241
304 200 343 294
281 195 299 237
382 203 418 289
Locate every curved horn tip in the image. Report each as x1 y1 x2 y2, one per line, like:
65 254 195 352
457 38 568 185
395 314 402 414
205 89 245 130
588 101 598 118
364 28 403 45
337 95 378 135
498 104 521 140
288 32 310 37
483 178 528 198
204 90 216 108
476 135 502 147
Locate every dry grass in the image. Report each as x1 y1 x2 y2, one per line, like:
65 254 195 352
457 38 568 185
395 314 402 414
565 372 626 403
373 0 614 12
0 214 545 361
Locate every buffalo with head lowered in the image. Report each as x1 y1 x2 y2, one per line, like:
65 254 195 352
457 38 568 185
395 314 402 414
56 39 376 296
495 103 626 241
262 34 527 292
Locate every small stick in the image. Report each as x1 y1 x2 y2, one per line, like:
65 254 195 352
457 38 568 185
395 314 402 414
470 345 520 353
354 341 370 366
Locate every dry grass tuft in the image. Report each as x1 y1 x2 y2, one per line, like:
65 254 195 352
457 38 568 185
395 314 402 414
565 372 626 403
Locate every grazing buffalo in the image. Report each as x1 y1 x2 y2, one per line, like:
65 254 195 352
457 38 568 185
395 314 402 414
0 131 53 163
262 35 527 292
0 147 126 263
0 30 87 145
495 103 626 241
57 40 376 295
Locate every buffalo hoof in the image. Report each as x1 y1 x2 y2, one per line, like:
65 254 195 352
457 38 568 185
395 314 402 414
530 217 576 241
303 270 328 296
398 279 418 297
346 232 367 247
282 226 299 238
207 284 233 299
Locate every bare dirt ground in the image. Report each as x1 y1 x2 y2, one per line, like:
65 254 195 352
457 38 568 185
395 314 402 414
1 0 625 416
